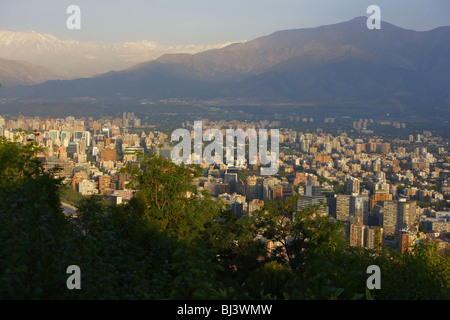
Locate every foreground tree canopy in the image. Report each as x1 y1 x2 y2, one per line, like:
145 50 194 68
0 136 448 299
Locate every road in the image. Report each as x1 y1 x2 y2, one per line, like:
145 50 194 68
61 202 78 215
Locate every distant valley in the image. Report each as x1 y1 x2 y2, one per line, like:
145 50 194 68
0 17 449 122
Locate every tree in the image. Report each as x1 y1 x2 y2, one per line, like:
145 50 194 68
120 152 220 243
253 195 347 270
373 241 450 300
333 183 346 194
0 136 77 299
1 135 448 300
199 209 266 297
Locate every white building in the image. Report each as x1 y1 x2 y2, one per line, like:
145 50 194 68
78 179 98 196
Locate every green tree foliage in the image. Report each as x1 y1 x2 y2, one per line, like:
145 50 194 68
120 153 220 244
372 242 449 300
0 136 76 299
59 183 85 206
253 196 348 269
0 138 448 300
200 209 267 298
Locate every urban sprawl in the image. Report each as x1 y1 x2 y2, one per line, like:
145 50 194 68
1 112 449 256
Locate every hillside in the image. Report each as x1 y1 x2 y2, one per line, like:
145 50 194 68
1 17 449 117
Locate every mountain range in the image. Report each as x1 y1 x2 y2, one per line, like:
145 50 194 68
0 57 62 86
0 29 240 82
1 17 449 117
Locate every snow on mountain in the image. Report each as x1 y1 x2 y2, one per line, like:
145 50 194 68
0 30 243 79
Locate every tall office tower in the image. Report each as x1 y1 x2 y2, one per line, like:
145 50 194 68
224 173 238 193
346 177 360 194
383 201 398 235
383 200 417 235
399 230 425 253
324 142 332 154
350 195 370 224
273 182 294 203
335 194 351 221
333 194 369 223
301 139 310 153
349 223 365 247
364 226 383 250
298 180 327 216
93 122 102 135
73 131 91 148
245 176 263 201
398 200 418 231
350 224 383 249
262 177 279 202
66 141 79 159
45 130 60 142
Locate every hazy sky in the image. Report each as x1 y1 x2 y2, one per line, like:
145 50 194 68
1 0 449 45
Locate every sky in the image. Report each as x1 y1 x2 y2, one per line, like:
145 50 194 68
1 0 449 45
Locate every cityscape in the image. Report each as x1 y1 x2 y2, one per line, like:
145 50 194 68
1 112 448 254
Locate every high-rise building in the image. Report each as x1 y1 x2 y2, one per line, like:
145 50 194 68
349 224 365 247
335 194 351 221
224 173 238 193
298 180 327 215
370 190 390 213
383 200 417 235
399 229 425 253
245 176 263 201
101 147 117 162
273 182 294 202
380 143 391 153
350 224 383 249
45 130 60 142
364 226 383 250
346 177 360 194
93 122 102 135
305 180 322 197
98 175 114 192
262 176 279 202
350 195 370 224
66 142 79 158
376 171 386 183
155 145 172 160
332 194 369 223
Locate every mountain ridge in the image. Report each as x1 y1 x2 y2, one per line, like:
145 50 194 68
1 16 449 119
0 57 63 86
0 29 242 81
